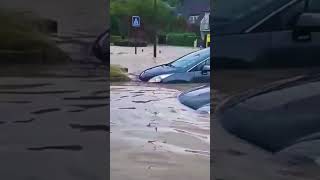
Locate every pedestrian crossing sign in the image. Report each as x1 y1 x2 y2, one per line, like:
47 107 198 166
132 16 141 28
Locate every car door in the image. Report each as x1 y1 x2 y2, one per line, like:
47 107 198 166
251 0 320 67
190 58 211 83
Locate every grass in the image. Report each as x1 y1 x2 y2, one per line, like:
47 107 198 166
110 65 130 82
0 10 70 63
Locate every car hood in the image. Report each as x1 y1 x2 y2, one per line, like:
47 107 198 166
216 73 320 152
197 103 211 114
179 85 210 110
139 64 180 81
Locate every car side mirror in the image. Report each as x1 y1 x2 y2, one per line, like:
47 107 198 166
202 65 210 72
293 13 320 42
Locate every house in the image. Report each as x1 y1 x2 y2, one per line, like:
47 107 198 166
176 0 210 26
200 10 210 41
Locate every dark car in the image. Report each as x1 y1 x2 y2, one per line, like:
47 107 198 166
178 85 210 111
92 29 109 63
213 0 320 68
139 48 210 83
216 72 320 153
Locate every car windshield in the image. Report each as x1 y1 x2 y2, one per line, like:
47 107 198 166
184 86 210 97
213 0 293 33
170 49 210 69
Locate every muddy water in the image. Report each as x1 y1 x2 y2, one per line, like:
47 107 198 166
110 84 210 180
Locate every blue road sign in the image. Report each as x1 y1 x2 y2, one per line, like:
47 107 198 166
132 16 141 28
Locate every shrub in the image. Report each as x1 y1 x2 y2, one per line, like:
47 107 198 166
110 35 122 43
113 39 147 47
166 33 198 47
0 11 70 64
110 65 130 82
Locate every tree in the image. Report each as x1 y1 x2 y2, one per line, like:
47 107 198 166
110 0 188 40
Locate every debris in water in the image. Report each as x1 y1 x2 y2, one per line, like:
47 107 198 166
69 124 110 132
31 108 60 114
119 107 136 110
27 145 83 151
14 118 35 123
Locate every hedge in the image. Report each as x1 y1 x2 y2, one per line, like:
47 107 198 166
113 39 147 47
166 33 198 47
110 35 122 43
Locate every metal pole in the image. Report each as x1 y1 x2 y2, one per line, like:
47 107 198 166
153 0 157 58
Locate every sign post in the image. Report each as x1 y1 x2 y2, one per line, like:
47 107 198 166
132 16 141 55
153 0 157 58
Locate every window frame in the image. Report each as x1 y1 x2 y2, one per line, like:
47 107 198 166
246 0 307 33
188 57 210 72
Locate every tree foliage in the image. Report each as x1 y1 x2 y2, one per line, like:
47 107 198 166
110 0 188 39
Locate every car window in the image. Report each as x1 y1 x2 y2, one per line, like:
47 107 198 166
183 86 210 97
251 1 305 32
308 0 320 12
213 0 293 34
170 48 209 69
189 58 210 72
214 0 279 22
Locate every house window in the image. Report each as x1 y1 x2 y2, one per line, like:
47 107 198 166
189 15 199 24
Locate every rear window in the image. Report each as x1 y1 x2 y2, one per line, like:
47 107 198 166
184 86 210 97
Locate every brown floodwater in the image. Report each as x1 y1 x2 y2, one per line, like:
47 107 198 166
110 83 210 180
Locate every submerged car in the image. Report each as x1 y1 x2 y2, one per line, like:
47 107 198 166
92 29 109 63
213 0 320 68
216 72 320 152
178 85 210 112
139 48 210 83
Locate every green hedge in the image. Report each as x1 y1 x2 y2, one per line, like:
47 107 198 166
113 39 147 47
166 33 198 47
110 35 122 43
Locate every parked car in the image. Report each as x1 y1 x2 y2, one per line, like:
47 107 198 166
139 48 210 83
92 29 109 63
178 85 210 111
213 0 320 68
196 103 211 114
216 72 320 152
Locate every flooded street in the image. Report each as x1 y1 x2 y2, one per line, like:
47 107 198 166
0 1 109 178
110 83 210 180
0 76 108 179
110 44 210 179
